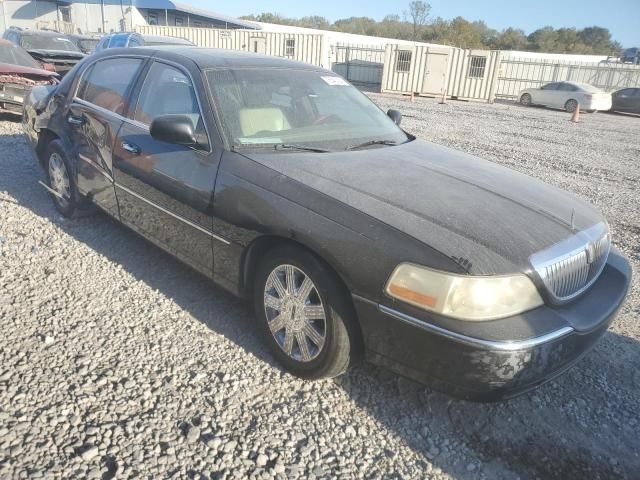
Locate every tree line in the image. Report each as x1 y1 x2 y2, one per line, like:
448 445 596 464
240 1 623 55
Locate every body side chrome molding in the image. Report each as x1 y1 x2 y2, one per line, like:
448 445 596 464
378 304 574 351
78 154 114 182
114 183 230 245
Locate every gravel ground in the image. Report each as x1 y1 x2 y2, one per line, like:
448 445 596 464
0 97 638 480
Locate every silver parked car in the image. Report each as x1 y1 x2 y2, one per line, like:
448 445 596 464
518 81 612 113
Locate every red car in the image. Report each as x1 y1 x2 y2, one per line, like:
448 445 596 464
0 39 58 115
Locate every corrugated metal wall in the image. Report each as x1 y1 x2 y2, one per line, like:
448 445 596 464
136 25 324 67
496 58 640 99
446 49 501 101
381 44 501 102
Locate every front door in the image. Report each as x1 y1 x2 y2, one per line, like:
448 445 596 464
68 57 144 217
421 52 448 95
250 37 267 54
113 60 221 277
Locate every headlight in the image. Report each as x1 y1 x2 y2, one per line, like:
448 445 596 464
385 263 543 321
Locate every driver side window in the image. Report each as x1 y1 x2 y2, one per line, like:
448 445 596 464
133 62 205 142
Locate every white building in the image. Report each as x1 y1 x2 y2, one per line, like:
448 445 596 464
0 0 258 34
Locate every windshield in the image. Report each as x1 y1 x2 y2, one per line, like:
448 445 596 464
0 43 41 68
108 34 130 48
206 68 409 151
78 39 99 53
21 34 80 52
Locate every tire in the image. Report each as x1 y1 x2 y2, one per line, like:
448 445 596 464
519 93 532 106
565 99 579 113
253 245 358 379
44 140 82 217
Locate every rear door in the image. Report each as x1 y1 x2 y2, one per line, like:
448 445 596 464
68 56 145 217
113 59 222 277
535 82 559 105
556 82 578 108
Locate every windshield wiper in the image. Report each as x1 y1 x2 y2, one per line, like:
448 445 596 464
345 139 399 151
274 143 331 153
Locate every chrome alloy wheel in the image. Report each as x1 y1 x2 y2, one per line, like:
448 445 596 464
263 264 327 362
48 152 70 208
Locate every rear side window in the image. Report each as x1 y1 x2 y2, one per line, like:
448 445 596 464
77 58 143 115
557 83 577 92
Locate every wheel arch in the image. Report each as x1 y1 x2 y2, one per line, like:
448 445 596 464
34 128 60 167
239 234 364 349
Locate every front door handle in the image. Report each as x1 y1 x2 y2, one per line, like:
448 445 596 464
121 142 141 155
67 114 85 125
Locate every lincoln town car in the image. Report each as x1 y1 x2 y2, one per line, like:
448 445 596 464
23 47 631 400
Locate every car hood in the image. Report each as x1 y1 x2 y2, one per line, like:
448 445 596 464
244 140 604 275
0 62 57 78
26 49 85 60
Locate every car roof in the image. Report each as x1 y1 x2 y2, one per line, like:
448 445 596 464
142 35 193 45
18 29 68 37
117 46 327 71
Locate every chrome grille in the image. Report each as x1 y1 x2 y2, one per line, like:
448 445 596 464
530 223 610 304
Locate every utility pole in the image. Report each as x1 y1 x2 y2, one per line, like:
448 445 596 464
100 0 105 33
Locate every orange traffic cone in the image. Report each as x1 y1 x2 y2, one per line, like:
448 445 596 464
570 103 581 123
439 88 448 104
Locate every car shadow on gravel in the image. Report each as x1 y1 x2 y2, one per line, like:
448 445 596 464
2 131 639 480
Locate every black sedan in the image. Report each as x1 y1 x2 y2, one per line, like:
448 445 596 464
611 88 640 114
22 47 631 400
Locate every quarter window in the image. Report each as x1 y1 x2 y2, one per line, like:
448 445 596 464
77 58 143 115
468 56 487 78
285 39 295 57
395 50 412 72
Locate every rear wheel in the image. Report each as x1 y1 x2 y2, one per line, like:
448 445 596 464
253 245 357 379
45 141 76 217
519 93 532 106
565 99 579 113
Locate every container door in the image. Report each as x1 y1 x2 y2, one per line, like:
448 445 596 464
250 37 267 54
421 53 448 95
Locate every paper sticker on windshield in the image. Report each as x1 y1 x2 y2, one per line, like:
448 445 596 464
321 76 349 86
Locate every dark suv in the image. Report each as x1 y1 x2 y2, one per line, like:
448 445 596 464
2 27 85 75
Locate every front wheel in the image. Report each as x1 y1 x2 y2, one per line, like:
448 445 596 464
565 99 579 113
253 245 358 379
519 93 532 106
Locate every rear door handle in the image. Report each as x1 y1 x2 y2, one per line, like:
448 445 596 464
121 142 141 155
67 114 85 125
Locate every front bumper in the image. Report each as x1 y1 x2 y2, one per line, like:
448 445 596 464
354 248 631 401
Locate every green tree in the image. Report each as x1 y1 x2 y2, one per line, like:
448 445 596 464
492 28 529 50
405 1 431 40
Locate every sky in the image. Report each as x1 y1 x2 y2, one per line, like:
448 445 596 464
191 0 640 47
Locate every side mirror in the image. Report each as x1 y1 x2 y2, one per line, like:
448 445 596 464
150 114 197 146
387 109 402 126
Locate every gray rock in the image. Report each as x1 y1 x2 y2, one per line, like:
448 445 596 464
80 446 99 462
